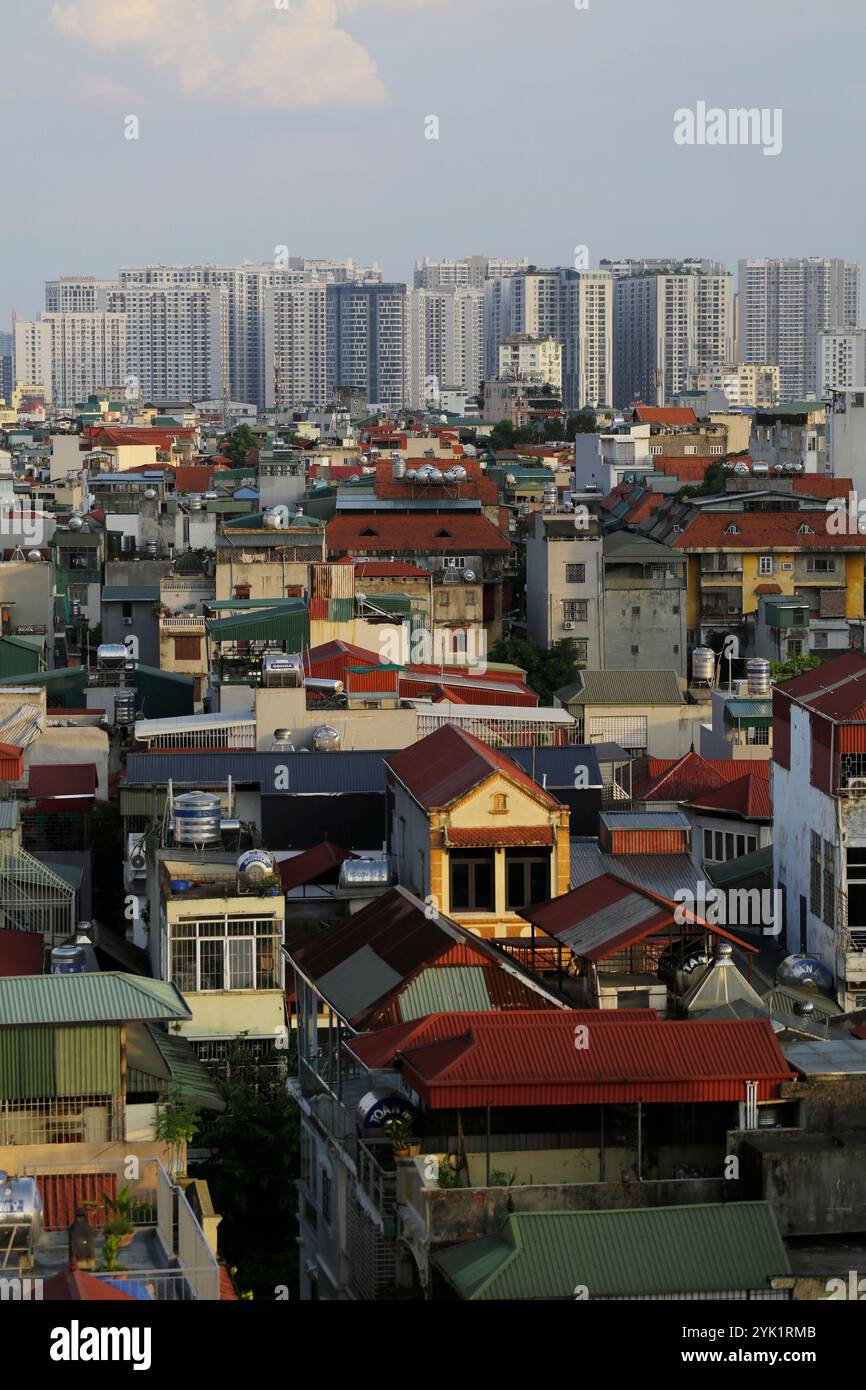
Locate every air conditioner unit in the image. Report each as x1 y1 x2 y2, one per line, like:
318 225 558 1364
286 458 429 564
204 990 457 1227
846 777 866 795
127 834 147 871
781 562 793 572
122 616 134 626
563 621 575 630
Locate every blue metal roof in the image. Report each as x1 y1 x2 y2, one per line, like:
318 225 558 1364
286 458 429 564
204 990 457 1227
125 749 394 793
509 745 603 790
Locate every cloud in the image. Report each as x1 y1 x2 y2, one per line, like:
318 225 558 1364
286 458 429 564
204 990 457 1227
50 0 441 110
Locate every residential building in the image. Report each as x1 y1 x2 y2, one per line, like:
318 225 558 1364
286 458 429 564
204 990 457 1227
263 281 328 410
555 669 705 759
497 334 562 392
819 327 866 394
413 256 529 290
407 287 485 408
613 270 734 408
385 723 571 939
749 401 827 473
326 282 409 410
737 258 861 400
772 652 866 1008
484 268 612 410
687 362 780 408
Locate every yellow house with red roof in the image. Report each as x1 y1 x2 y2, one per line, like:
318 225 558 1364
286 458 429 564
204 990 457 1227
385 724 570 939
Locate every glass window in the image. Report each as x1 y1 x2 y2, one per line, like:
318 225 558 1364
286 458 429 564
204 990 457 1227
505 852 550 910
449 852 495 911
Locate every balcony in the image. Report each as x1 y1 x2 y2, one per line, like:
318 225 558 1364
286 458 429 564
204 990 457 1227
357 1141 397 1215
160 615 207 633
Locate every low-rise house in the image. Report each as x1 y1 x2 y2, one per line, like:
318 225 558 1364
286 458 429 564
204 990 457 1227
385 723 571 939
555 669 705 760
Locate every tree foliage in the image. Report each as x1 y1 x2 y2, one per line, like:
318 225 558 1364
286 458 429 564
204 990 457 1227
191 1040 300 1300
222 425 259 466
770 653 822 683
489 635 582 705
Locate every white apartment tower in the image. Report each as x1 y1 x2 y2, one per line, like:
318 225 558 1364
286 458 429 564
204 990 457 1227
738 258 861 401
263 282 328 410
613 270 734 408
484 269 612 411
414 255 529 290
122 283 229 402
819 327 866 395
407 287 485 409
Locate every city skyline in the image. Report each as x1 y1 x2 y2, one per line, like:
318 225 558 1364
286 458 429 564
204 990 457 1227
3 0 866 324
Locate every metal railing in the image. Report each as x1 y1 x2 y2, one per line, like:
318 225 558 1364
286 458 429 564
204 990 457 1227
357 1141 396 1214
159 615 207 630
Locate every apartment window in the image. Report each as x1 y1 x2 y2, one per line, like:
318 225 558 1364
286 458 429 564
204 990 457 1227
810 832 822 917
823 839 835 929
170 916 282 993
233 585 251 599
814 631 828 649
807 558 835 573
504 851 550 910
122 602 133 621
631 644 639 654
575 640 589 661
565 563 586 584
758 556 773 576
788 639 803 656
562 600 588 623
321 1167 332 1225
443 556 467 569
704 830 758 863
449 851 495 911
174 635 202 661
684 445 697 455
631 606 640 617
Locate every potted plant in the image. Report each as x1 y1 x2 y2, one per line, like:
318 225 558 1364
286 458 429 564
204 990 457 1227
384 1116 421 1159
102 1186 135 1247
100 1234 127 1273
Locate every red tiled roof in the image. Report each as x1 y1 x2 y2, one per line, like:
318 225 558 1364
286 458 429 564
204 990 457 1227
623 752 769 801
791 476 854 498
0 926 44 977
327 513 510 556
28 764 97 799
386 723 559 810
88 427 195 449
754 582 782 594
655 456 721 481
444 826 556 848
278 838 356 892
349 1011 792 1108
169 465 226 493
632 406 698 426
687 772 772 819
373 459 498 503
670 511 860 550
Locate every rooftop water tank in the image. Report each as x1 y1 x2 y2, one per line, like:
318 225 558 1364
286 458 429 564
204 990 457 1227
0 1174 43 1263
691 647 716 683
97 643 129 670
261 652 303 687
50 944 86 975
777 954 834 992
114 688 136 725
746 658 771 697
237 849 276 887
392 455 406 480
173 791 222 845
339 858 392 888
312 725 341 752
26 550 42 562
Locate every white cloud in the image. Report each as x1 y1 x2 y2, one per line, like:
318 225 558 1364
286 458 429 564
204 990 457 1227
50 0 442 110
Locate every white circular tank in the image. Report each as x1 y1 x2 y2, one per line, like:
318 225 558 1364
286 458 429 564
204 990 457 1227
237 849 275 886
746 658 771 697
691 647 716 683
312 725 341 752
174 791 223 844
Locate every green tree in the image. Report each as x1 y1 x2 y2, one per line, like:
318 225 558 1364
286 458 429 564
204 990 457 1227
770 653 822 682
191 1040 300 1301
489 635 581 705
222 425 259 467
490 419 517 451
565 411 596 439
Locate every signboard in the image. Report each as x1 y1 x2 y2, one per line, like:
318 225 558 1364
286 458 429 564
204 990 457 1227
357 1091 417 1133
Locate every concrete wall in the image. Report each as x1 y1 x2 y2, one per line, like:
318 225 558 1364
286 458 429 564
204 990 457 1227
0 561 55 632
738 1130 866 1237
603 584 686 677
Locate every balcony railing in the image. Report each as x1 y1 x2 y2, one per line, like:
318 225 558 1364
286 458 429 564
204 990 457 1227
160 615 207 631
357 1141 397 1215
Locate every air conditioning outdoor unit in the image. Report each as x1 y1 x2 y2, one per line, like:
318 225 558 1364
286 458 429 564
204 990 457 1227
563 621 575 630
122 616 134 626
846 777 866 795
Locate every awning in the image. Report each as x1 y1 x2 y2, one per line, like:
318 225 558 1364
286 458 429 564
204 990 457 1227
444 826 556 848
28 763 97 799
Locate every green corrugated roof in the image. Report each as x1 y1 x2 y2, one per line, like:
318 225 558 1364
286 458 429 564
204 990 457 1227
207 603 310 645
558 670 685 706
127 1024 225 1111
725 700 772 719
706 843 774 888
432 1203 791 1300
0 972 191 1027
398 966 494 1022
0 802 19 831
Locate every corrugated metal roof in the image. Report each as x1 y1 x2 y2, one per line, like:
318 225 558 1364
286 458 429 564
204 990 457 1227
398 966 494 1020
726 700 772 719
599 810 691 832
785 1039 866 1076
508 746 603 789
206 603 310 644
432 1203 791 1300
0 1023 121 1099
134 710 255 740
559 671 685 706
569 839 701 899
126 1024 225 1111
0 972 191 1027
28 764 97 799
0 802 19 831
127 749 393 792
0 703 43 749
386 724 559 811
349 1011 793 1107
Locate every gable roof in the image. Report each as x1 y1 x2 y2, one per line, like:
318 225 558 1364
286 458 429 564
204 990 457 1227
0 972 192 1027
632 406 698 426
687 771 772 820
432 1203 790 1300
772 650 866 720
327 513 510 555
670 510 863 550
289 885 563 1029
623 751 769 801
558 670 685 706
347 1010 792 1107
385 723 559 811
520 872 759 959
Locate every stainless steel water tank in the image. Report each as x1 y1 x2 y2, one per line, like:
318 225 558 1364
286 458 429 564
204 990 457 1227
50 944 86 975
691 647 716 683
312 725 341 752
97 643 129 670
746 658 771 697
173 791 222 845
0 1173 43 1259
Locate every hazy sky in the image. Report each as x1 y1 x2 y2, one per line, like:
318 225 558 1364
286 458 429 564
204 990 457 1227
3 0 865 325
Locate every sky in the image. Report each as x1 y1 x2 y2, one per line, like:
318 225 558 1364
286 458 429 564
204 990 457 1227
3 0 866 326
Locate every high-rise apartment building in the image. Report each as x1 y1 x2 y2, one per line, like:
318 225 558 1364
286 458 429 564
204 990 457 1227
484 269 612 411
738 258 861 400
407 287 485 409
413 255 529 291
325 283 409 410
121 284 228 402
613 270 734 408
497 334 562 393
45 277 121 313
819 327 866 394
263 282 328 410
